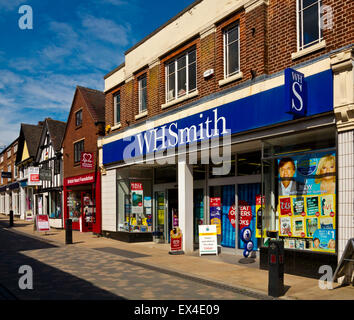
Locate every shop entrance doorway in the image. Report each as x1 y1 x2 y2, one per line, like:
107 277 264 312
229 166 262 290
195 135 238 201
167 189 178 243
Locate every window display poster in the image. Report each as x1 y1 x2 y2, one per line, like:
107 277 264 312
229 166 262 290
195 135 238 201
256 195 265 238
210 197 221 235
277 151 336 253
131 182 143 214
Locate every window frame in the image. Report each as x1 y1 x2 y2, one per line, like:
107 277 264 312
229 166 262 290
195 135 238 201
75 109 83 127
223 22 241 79
165 48 197 103
297 0 323 52
73 139 85 164
114 91 121 125
138 74 147 114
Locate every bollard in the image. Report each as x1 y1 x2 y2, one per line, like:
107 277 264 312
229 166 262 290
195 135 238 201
9 210 14 228
65 219 73 245
268 239 285 297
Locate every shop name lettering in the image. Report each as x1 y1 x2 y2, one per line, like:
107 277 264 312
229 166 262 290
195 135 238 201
290 71 304 112
125 109 227 153
67 176 94 185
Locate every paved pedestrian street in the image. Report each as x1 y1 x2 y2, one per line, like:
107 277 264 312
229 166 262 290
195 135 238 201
0 225 264 300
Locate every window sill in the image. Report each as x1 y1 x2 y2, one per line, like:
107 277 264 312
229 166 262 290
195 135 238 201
291 40 326 60
135 111 148 120
75 125 82 130
111 123 121 131
161 90 199 110
218 72 243 87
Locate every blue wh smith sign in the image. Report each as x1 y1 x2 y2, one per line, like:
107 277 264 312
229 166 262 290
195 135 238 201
285 68 306 116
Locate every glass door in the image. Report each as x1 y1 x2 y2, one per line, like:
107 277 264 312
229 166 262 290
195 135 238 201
193 188 204 244
81 191 93 232
155 191 166 243
167 189 178 243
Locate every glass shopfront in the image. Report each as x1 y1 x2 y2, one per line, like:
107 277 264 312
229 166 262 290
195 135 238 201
117 167 153 233
260 127 337 254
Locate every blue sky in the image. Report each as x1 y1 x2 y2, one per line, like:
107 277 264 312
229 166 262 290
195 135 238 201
0 0 194 148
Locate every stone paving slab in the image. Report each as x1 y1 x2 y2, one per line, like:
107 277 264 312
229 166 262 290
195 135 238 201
1 215 353 300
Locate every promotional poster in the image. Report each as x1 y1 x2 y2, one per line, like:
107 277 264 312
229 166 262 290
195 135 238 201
277 152 336 253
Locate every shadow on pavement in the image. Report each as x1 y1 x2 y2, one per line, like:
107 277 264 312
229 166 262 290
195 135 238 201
0 227 125 300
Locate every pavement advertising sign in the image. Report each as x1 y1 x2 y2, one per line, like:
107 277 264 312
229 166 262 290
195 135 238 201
28 167 41 186
36 214 50 232
170 227 182 252
199 225 218 256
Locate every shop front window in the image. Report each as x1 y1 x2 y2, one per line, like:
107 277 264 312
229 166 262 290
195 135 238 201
67 191 82 223
237 151 262 176
117 167 153 233
50 191 62 219
261 127 337 254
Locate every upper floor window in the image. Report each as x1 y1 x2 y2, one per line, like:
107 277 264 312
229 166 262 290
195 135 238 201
166 49 197 103
114 92 121 124
75 110 83 127
7 149 11 159
13 144 18 154
74 139 84 164
298 0 322 51
0 155 3 163
138 75 147 113
223 23 240 78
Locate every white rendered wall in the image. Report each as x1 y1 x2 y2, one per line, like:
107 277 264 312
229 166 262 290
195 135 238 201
178 162 194 253
101 169 117 232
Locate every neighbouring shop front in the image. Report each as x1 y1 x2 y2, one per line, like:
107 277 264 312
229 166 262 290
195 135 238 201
101 60 340 277
63 172 101 234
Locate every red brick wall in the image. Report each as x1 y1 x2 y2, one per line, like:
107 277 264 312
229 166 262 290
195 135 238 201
62 90 100 179
104 1 353 136
0 142 18 186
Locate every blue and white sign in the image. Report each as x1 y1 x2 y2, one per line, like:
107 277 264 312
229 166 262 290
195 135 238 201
285 68 306 116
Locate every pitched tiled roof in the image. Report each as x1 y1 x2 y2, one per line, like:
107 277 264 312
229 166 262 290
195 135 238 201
21 123 43 158
77 86 105 123
46 118 66 152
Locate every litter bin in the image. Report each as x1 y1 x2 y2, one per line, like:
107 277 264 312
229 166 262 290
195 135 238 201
268 239 284 297
65 219 73 245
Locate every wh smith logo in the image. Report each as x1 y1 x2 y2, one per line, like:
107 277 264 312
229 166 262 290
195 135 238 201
122 108 229 160
285 68 306 116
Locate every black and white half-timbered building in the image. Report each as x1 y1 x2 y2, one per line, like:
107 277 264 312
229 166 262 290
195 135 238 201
34 118 66 228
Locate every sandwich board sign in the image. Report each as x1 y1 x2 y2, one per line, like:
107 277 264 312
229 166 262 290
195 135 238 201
36 214 50 232
199 225 218 256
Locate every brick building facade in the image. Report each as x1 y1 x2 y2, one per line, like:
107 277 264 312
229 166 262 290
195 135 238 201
62 86 105 234
99 0 353 279
0 139 19 216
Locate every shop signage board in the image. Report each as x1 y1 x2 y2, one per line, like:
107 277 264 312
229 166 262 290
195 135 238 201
80 152 94 169
285 68 306 116
103 69 333 165
278 151 336 253
210 197 221 235
27 167 41 186
199 225 218 256
36 214 50 232
65 173 95 186
131 182 143 214
39 168 52 181
1 172 12 178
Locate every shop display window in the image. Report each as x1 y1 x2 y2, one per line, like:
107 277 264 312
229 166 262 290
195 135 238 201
154 165 176 184
49 191 62 219
117 167 153 233
237 151 261 176
260 127 337 254
67 191 82 223
209 154 236 178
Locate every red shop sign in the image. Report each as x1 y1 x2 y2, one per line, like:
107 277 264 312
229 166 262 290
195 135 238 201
81 152 94 169
65 173 95 186
130 182 143 191
210 197 221 207
238 200 252 230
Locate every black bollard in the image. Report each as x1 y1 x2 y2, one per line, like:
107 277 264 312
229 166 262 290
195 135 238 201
268 239 285 297
65 219 73 244
9 210 14 228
